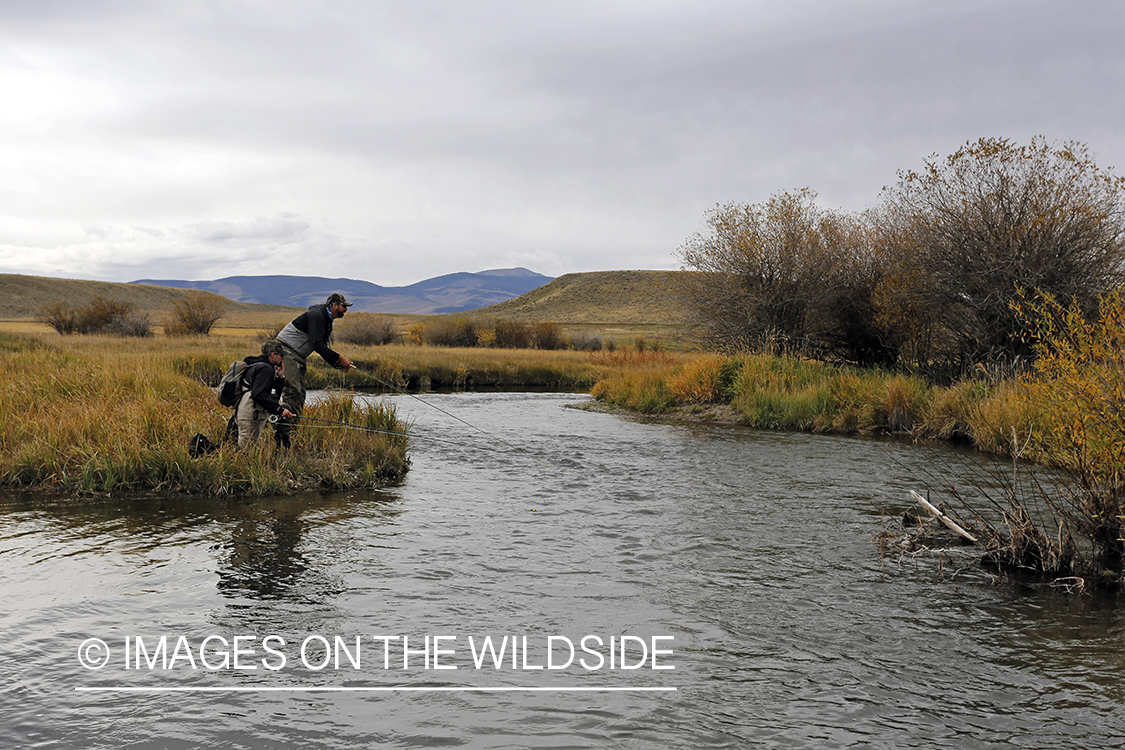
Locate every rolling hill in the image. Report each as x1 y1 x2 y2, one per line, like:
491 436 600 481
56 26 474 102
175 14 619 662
477 270 687 325
0 273 302 322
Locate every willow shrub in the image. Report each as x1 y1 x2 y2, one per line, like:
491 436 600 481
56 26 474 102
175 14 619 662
1005 291 1125 568
162 290 230 336
914 305 1125 584
335 313 398 346
0 334 408 495
1016 290 1125 475
409 314 484 347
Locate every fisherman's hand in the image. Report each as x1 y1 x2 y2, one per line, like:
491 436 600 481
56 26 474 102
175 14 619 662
337 355 354 371
281 408 295 419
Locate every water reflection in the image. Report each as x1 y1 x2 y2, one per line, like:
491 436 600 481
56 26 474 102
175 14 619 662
216 502 325 603
0 489 403 610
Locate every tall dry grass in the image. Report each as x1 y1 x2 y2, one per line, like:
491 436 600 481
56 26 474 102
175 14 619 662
588 349 686 413
0 333 408 495
169 339 669 394
328 343 613 392
590 350 1028 444
666 354 730 403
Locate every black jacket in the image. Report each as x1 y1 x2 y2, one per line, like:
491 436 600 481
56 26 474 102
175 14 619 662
241 356 286 415
275 305 342 366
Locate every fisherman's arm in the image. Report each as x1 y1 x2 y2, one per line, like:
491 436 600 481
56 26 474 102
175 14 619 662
305 309 345 368
308 308 353 370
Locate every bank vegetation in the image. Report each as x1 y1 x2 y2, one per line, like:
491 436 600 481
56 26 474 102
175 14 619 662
0 333 410 496
672 138 1125 379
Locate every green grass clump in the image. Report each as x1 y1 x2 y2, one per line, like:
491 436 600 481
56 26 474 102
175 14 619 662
0 331 54 353
172 353 230 386
724 355 859 432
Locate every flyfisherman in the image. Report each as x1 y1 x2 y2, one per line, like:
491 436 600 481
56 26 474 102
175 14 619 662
274 293 355 446
236 340 296 448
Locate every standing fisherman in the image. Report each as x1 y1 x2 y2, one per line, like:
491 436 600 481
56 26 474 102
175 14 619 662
274 293 355 446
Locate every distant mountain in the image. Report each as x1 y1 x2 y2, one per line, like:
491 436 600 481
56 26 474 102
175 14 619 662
129 268 554 314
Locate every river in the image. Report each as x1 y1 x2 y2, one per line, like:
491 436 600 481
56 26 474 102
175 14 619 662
2 392 1123 748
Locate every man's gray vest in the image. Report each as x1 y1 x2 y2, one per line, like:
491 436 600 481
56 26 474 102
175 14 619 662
276 320 314 359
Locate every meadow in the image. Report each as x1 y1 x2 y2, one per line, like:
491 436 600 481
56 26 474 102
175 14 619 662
2 273 1120 585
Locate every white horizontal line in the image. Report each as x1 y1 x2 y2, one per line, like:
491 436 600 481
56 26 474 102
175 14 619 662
75 686 677 693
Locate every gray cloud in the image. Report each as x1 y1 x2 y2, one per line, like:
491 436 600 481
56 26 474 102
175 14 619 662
0 0 1123 285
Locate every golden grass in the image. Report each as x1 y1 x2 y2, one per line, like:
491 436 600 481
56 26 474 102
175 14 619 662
666 354 728 403
0 332 408 496
588 351 1048 458
0 325 700 495
2 316 1111 508
586 349 689 413
314 342 620 392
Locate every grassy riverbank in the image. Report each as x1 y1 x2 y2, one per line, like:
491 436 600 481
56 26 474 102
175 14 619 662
589 351 1030 454
0 327 1040 500
171 340 687 393
0 333 409 496
295 343 612 392
586 293 1125 482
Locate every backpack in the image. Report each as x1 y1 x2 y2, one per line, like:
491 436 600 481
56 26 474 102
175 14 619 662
217 360 250 407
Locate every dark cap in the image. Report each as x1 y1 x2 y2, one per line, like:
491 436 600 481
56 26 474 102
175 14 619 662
326 293 353 307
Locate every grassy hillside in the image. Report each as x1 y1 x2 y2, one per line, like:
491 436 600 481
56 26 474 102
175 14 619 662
479 270 687 325
0 273 304 330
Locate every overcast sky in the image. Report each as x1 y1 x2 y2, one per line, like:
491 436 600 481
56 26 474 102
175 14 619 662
1 0 1122 286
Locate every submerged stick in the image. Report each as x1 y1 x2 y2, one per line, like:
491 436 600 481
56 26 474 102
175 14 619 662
910 490 979 544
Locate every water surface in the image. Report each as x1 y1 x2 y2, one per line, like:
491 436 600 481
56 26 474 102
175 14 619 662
2 392 1122 748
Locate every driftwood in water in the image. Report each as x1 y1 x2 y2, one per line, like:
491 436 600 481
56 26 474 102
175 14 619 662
910 490 979 545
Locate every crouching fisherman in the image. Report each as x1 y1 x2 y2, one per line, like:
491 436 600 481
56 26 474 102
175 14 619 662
236 340 296 449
